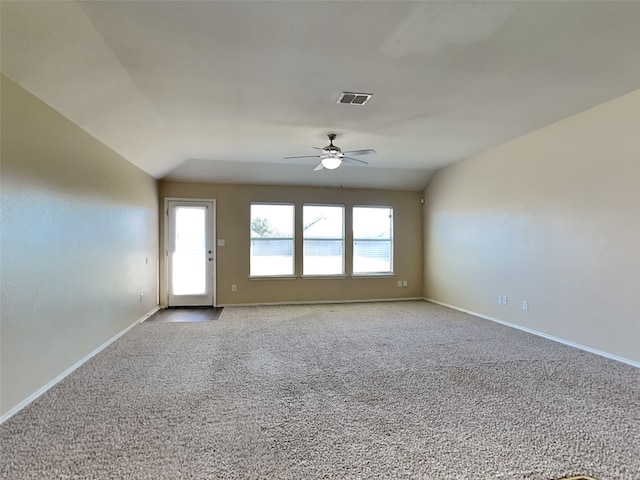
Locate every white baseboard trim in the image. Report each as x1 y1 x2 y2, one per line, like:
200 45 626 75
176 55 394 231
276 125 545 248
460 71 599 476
424 298 639 368
218 297 424 308
0 306 160 425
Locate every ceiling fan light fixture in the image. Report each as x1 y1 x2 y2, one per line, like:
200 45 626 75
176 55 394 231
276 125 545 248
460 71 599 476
321 156 342 170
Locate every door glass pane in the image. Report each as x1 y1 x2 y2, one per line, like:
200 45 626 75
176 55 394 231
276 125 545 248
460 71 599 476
173 206 206 295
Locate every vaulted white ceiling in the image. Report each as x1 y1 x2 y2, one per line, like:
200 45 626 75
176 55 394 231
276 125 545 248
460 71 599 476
2 1 640 191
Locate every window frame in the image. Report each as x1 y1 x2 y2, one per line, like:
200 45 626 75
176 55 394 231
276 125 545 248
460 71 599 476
302 203 346 277
249 202 296 278
352 205 394 276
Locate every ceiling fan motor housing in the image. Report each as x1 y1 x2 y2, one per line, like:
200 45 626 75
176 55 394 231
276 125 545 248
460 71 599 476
325 134 342 155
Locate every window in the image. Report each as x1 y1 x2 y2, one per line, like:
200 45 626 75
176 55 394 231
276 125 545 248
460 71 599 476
303 204 344 276
250 203 294 277
353 206 393 274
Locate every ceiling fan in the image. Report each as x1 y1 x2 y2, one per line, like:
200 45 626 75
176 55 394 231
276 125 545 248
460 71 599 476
285 133 376 171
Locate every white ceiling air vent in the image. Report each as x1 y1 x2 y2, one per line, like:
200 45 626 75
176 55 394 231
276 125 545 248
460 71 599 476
337 92 372 105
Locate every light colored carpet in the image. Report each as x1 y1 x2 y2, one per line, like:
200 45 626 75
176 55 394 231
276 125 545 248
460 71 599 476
1 301 638 479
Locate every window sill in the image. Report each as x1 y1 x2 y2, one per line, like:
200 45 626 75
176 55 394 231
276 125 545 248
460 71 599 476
249 275 297 280
301 275 347 280
351 273 396 278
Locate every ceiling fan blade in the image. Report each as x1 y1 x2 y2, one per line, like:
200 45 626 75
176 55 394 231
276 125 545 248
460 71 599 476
284 155 321 159
342 156 368 166
313 163 324 171
342 149 376 156
312 146 325 150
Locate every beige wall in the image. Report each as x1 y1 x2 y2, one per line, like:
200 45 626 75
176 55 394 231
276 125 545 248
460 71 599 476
423 89 640 363
0 76 159 416
160 182 423 305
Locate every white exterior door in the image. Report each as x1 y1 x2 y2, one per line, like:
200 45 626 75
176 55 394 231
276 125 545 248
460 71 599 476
166 200 215 306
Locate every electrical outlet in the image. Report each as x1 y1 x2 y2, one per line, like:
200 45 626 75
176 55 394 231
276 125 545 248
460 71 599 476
522 300 529 311
498 296 503 305
397 280 403 288
139 293 144 303
232 284 237 292
402 280 408 287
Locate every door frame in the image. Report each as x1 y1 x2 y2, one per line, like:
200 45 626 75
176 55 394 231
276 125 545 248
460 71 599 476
163 197 217 307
